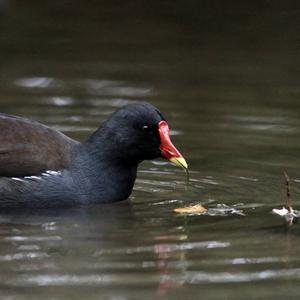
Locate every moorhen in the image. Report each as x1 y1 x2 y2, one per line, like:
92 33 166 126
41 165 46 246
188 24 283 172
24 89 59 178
0 102 187 208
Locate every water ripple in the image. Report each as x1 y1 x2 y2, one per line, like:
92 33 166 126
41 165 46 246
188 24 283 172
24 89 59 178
0 252 49 261
185 268 300 283
80 79 153 97
43 97 75 106
94 241 230 256
15 77 61 88
225 115 296 133
6 268 300 287
4 236 62 242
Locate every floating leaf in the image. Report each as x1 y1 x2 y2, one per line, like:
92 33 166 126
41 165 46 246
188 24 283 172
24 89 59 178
174 204 207 214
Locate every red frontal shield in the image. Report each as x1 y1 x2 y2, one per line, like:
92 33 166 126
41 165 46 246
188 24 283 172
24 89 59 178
158 121 187 169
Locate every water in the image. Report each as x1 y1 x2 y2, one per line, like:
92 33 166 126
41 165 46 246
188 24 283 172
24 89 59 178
1 1 300 299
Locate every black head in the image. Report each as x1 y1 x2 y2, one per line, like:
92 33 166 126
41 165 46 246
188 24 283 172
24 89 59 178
88 102 165 164
86 102 187 169
108 102 165 162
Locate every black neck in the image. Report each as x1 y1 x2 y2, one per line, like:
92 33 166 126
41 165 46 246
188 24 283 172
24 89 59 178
70 139 138 203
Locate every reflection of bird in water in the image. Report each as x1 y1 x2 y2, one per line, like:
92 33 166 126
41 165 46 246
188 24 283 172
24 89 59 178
152 232 188 299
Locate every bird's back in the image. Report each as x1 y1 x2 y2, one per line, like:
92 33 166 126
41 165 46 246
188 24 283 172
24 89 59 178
0 114 78 177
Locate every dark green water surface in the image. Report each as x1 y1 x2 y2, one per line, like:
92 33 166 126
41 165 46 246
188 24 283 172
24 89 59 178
1 2 300 299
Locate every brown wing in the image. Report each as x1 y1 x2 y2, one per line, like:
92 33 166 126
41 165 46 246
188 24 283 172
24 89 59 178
0 114 78 177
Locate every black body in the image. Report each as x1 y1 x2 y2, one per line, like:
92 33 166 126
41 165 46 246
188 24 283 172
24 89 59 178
0 102 164 208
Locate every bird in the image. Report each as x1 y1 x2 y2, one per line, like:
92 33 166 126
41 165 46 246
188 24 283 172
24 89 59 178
0 102 187 208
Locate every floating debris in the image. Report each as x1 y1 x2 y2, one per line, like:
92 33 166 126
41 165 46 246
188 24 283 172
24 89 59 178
174 203 245 216
272 207 299 224
207 204 245 216
174 204 207 214
272 172 300 226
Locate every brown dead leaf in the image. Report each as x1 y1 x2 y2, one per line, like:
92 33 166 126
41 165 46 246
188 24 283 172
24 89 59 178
174 204 207 214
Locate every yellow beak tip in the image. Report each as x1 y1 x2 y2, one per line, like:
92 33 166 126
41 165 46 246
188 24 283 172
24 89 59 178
169 157 188 169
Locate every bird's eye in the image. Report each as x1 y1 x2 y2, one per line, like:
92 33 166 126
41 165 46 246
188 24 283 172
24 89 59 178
142 125 149 130
139 124 158 135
